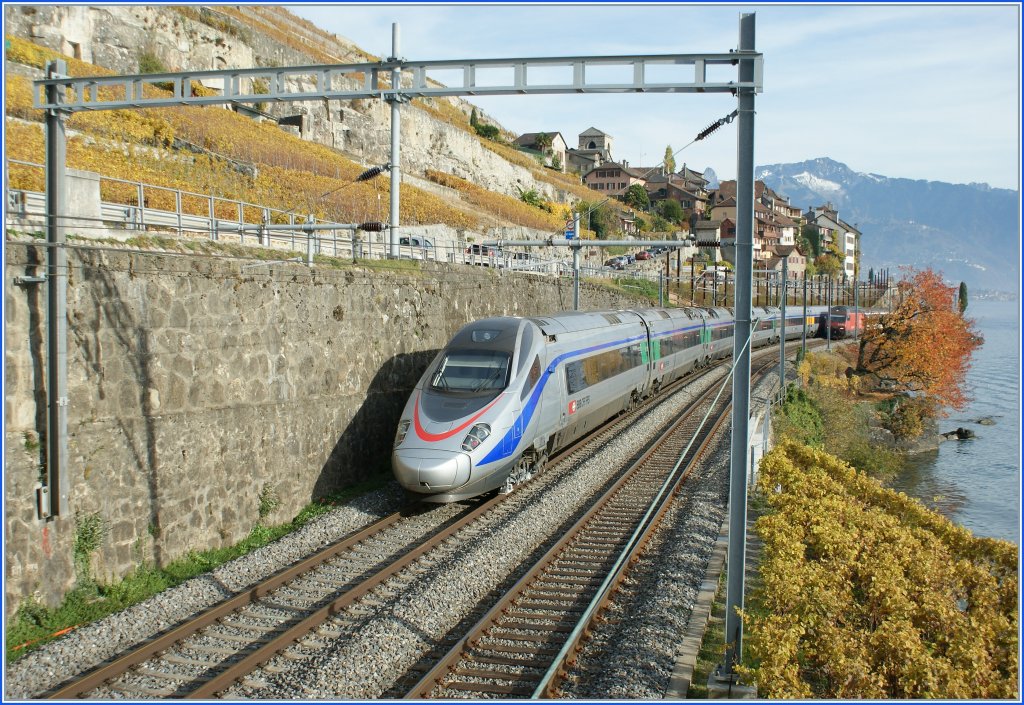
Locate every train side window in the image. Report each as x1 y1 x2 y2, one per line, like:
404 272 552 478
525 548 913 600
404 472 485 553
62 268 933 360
521 356 541 401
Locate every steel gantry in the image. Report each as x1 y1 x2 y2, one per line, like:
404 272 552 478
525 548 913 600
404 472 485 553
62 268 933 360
30 14 761 686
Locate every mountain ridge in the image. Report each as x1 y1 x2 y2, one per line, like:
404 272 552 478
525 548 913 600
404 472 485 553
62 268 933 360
753 158 1019 294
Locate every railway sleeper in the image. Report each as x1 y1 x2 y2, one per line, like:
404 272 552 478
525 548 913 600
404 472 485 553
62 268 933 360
256 600 312 614
503 610 580 625
137 667 213 683
110 682 179 697
189 643 258 656
205 630 274 645
545 568 603 578
163 654 235 668
537 577 604 589
220 618 288 633
452 666 542 681
524 585 590 597
516 600 586 612
445 681 534 696
467 653 553 668
470 643 561 657
492 622 575 634
481 631 564 644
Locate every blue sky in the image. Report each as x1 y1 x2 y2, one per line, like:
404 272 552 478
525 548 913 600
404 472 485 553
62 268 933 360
291 2 1021 190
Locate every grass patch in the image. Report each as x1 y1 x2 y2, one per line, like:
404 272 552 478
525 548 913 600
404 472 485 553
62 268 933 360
586 275 661 305
5 476 393 663
688 574 727 698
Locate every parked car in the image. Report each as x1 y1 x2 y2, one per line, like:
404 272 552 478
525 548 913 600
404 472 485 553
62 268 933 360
400 236 433 248
635 250 652 261
466 244 499 256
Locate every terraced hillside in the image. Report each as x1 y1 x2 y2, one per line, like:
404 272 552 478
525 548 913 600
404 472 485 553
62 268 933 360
4 5 601 240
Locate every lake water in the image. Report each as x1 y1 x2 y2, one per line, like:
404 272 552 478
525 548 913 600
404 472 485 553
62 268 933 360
887 299 1020 544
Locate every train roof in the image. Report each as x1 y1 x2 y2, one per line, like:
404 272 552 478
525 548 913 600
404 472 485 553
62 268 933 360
527 310 642 336
631 306 709 322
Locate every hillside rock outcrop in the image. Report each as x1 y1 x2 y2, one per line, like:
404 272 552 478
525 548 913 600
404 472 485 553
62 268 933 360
4 5 568 203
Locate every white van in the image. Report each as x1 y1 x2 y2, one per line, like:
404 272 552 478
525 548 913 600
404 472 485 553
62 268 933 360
398 235 435 260
399 236 434 249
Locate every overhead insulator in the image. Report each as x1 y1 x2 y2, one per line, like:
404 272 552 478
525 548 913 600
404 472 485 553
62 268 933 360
695 110 738 142
696 120 724 141
359 221 387 232
356 164 389 182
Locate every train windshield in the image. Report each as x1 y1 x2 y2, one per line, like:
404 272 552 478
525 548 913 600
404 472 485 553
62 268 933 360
430 350 511 394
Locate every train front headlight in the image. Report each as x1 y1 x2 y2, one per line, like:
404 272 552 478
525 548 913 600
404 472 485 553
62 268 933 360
394 420 411 448
461 423 491 452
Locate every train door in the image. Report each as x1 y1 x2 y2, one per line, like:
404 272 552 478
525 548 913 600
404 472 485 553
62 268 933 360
699 316 712 365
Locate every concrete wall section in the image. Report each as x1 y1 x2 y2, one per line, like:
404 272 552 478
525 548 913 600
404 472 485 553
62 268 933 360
4 243 634 613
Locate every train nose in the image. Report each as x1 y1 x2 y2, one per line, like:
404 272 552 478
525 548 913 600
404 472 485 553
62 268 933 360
392 448 472 492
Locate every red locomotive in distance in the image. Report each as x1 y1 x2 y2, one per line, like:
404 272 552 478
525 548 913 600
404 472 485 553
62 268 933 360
816 306 867 339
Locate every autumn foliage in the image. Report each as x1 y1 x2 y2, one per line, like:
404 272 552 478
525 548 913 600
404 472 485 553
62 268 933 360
743 440 1018 698
3 34 566 234
856 268 981 410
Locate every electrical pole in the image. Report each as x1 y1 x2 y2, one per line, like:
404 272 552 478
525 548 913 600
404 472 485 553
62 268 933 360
721 11 756 686
388 23 402 258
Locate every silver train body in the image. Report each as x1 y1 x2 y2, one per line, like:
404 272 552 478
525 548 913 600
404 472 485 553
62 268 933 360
392 305 828 502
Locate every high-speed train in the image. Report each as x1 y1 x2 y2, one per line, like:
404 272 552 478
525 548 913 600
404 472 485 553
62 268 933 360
392 305 827 503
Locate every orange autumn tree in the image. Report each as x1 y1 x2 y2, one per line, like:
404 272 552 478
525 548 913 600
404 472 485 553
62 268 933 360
856 268 981 411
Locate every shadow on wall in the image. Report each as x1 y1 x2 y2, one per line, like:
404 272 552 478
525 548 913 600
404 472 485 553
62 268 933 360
73 251 165 565
311 348 441 500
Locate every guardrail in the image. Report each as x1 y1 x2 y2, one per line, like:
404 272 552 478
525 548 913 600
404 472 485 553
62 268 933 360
4 160 889 306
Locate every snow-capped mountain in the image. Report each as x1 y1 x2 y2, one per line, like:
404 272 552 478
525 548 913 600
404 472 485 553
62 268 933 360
702 167 720 190
754 158 1019 294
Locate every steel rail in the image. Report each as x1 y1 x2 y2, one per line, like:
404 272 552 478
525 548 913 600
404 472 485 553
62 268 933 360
40 342 797 699
403 347 789 699
43 507 413 698
42 360 722 699
535 353 786 698
403 373 733 698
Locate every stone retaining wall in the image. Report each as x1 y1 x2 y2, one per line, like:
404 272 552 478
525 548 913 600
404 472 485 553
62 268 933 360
4 242 636 613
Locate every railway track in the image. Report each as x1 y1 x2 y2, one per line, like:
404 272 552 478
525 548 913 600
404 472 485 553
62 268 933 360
39 338 810 700
44 354 742 699
402 356 754 699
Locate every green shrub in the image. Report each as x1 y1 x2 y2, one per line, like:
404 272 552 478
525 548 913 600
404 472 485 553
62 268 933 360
138 50 167 75
774 385 824 447
473 122 500 140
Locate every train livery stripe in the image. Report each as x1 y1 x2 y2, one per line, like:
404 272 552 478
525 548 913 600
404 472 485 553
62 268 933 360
651 322 704 339
478 333 647 466
476 313 796 467
412 393 503 442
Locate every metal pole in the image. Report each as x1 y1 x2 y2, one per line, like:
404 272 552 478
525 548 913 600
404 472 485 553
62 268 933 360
305 215 315 266
572 212 581 310
690 259 695 306
853 241 859 342
779 255 788 402
45 60 69 518
801 269 808 356
388 23 401 259
722 12 755 682
826 278 832 351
